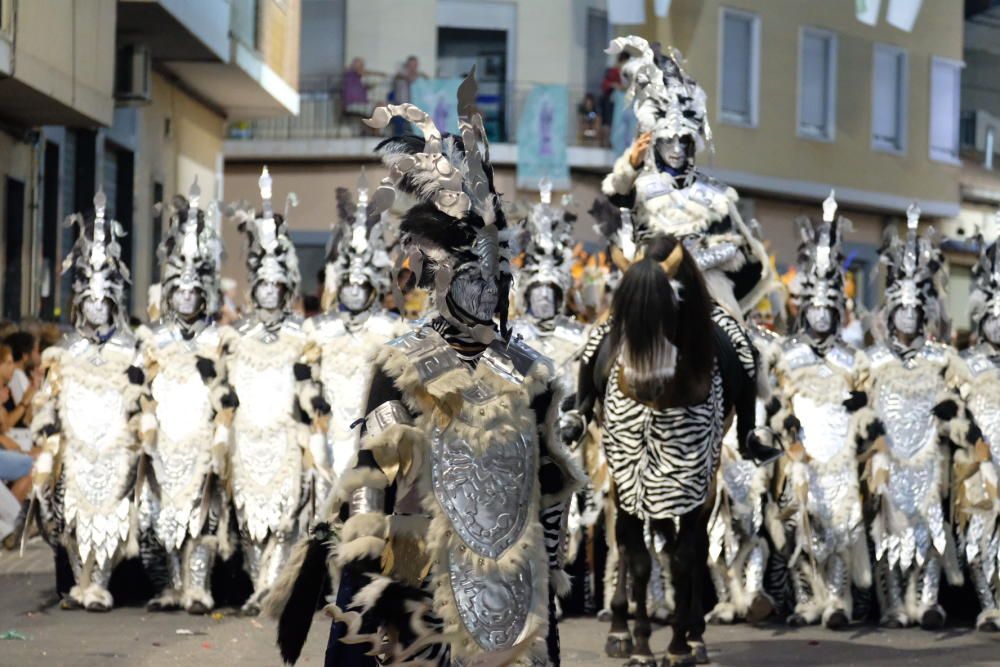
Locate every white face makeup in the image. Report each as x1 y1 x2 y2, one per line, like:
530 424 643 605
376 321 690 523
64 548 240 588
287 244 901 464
805 305 835 336
254 281 284 310
983 315 1000 345
656 136 688 170
893 305 921 336
449 267 499 322
171 287 203 317
339 283 372 313
528 284 558 320
82 297 111 327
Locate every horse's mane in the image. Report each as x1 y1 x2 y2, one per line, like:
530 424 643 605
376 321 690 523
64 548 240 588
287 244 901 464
609 235 716 407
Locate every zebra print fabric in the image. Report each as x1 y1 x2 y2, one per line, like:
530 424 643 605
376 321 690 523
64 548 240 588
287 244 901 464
580 321 612 366
711 307 757 378
602 356 725 519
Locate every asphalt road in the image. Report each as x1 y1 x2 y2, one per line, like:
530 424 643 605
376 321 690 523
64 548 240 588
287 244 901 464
3 540 1000 666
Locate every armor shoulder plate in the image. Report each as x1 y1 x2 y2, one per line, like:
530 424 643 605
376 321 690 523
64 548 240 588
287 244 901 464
195 324 221 349
483 337 554 386
867 343 895 370
313 313 347 338
918 341 951 367
386 326 464 385
689 173 735 207
963 347 1000 377
782 337 819 371
826 343 857 373
552 315 586 344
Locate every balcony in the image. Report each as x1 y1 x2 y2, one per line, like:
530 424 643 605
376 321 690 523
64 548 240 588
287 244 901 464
224 76 613 169
117 0 230 62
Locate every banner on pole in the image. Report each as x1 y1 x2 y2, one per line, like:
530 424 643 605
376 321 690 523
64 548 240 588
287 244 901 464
517 84 570 190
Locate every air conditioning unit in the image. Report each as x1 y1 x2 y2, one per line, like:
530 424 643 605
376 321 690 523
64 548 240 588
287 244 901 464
115 44 152 105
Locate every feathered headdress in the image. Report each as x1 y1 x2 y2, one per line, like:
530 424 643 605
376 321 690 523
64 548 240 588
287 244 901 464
606 35 711 152
322 168 393 312
62 189 131 331
363 66 512 342
970 211 1000 338
790 191 850 330
157 177 223 317
516 177 576 307
879 203 947 339
233 166 301 312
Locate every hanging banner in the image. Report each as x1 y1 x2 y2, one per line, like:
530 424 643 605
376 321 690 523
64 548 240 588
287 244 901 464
517 84 570 190
855 0 881 26
608 0 646 25
410 78 462 135
886 0 922 32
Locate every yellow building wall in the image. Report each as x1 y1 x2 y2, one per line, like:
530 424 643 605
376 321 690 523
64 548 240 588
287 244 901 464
662 0 963 209
13 0 116 125
260 0 301 88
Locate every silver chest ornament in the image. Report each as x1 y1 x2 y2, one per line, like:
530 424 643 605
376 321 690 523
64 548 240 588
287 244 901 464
875 378 938 460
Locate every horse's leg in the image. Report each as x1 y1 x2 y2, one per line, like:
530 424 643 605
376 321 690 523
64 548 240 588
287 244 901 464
624 512 654 663
661 513 695 667
605 498 635 658
685 510 711 665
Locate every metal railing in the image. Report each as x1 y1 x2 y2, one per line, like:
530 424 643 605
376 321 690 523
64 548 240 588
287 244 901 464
226 74 619 148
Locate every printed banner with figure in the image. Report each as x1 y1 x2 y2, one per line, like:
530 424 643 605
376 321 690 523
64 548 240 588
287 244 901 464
410 78 462 135
517 84 570 190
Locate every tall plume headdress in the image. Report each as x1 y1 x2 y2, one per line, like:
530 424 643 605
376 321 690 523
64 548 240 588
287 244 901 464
606 35 712 153
323 168 394 311
157 177 223 317
363 66 512 343
878 203 948 339
62 189 131 331
516 176 577 308
970 209 1000 339
790 190 851 330
232 166 301 312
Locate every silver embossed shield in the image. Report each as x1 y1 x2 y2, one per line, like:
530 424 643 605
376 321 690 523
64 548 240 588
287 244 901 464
431 426 535 559
448 550 533 652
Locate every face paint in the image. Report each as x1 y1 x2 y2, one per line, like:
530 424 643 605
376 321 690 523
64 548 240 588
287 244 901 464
983 315 1000 345
339 283 372 313
82 297 111 327
528 285 557 320
805 305 834 336
254 281 284 310
171 287 204 317
656 136 688 170
893 305 921 336
449 266 499 322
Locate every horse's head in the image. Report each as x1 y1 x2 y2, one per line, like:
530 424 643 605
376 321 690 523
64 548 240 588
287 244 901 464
610 235 715 405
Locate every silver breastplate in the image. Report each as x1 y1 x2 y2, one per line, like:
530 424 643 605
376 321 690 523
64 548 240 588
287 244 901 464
792 395 851 464
875 378 938 460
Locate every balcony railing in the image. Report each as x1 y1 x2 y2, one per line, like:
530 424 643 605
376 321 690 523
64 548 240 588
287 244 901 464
226 74 619 149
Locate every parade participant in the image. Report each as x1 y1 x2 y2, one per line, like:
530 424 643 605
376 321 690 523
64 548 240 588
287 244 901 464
270 69 584 667
954 228 1000 632
30 191 147 611
309 170 408 484
139 180 236 614
863 205 976 629
512 178 593 614
600 35 774 320
226 167 330 616
706 320 783 626
768 193 873 629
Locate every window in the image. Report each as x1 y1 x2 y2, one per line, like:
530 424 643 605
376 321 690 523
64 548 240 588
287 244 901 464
797 28 837 141
719 8 760 127
871 44 908 154
929 57 963 164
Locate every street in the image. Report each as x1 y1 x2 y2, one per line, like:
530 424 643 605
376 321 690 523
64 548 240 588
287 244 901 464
3 541 1000 667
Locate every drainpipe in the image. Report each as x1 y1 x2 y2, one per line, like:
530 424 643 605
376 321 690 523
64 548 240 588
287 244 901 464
26 130 41 316
986 126 995 171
